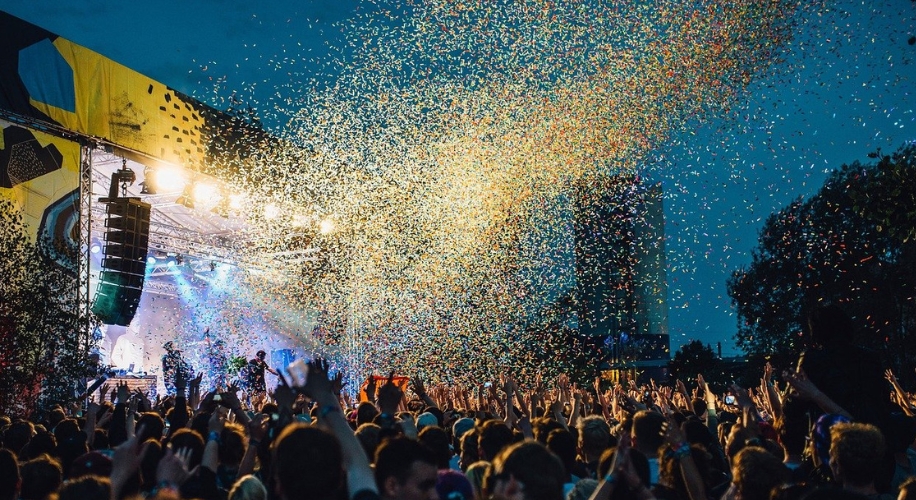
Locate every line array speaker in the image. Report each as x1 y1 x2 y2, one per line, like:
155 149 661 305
91 197 151 326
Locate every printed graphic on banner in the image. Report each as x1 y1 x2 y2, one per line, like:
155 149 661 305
0 119 80 267
0 11 209 169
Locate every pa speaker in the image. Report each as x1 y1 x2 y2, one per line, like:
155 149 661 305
92 197 151 326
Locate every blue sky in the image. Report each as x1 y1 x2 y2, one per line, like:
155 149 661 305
2 0 914 356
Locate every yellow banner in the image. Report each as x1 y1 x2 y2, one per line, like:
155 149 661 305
27 38 207 169
0 119 81 254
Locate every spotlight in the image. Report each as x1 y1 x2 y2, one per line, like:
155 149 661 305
263 203 280 220
147 256 157 264
140 167 157 195
319 218 336 235
192 182 221 208
155 167 188 193
90 243 102 254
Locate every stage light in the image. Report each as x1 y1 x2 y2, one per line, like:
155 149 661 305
147 256 157 264
140 167 157 195
263 203 280 220
319 218 336 235
90 243 102 254
192 182 221 208
167 260 176 268
155 167 188 193
228 193 247 210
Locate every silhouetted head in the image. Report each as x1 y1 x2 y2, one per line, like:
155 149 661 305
807 304 854 347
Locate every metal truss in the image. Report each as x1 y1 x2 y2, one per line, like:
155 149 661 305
77 144 95 349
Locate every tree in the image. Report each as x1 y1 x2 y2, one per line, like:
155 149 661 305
728 144 916 380
668 340 719 385
0 198 99 417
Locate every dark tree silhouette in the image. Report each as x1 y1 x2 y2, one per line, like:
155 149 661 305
728 145 916 381
668 340 719 385
0 198 100 417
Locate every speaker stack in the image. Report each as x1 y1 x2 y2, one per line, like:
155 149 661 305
91 197 151 326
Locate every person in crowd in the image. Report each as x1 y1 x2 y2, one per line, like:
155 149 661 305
829 422 896 499
375 436 438 500
4 320 916 500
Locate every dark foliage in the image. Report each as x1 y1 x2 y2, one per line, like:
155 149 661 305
728 144 916 382
0 198 100 417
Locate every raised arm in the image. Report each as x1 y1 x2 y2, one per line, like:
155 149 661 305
886 369 913 416
662 419 706 500
785 368 852 419
411 376 439 409
302 359 378 498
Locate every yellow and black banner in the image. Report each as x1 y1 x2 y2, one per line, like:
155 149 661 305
0 118 81 265
0 11 210 169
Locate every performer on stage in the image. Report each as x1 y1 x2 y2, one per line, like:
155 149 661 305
246 350 278 409
203 328 228 391
161 341 194 396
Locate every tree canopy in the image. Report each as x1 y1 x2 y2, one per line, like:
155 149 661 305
0 198 99 417
728 144 916 378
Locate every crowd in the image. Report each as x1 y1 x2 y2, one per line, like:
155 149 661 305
1 306 915 500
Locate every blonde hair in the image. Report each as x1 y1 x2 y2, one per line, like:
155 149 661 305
229 475 268 500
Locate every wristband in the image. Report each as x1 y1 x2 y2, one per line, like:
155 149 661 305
319 405 340 419
208 431 221 444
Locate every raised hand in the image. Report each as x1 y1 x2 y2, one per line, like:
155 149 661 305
410 376 427 396
728 383 755 409
208 407 227 434
783 368 822 401
502 375 518 396
117 381 130 405
219 389 242 411
660 417 688 449
886 368 899 385
100 383 110 402
330 371 346 396
110 425 149 496
697 373 716 408
175 370 186 393
157 447 195 486
676 379 688 398
377 372 403 415
248 413 269 443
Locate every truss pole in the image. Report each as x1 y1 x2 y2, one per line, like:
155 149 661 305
77 143 94 349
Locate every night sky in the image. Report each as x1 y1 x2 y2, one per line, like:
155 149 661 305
3 0 914 357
